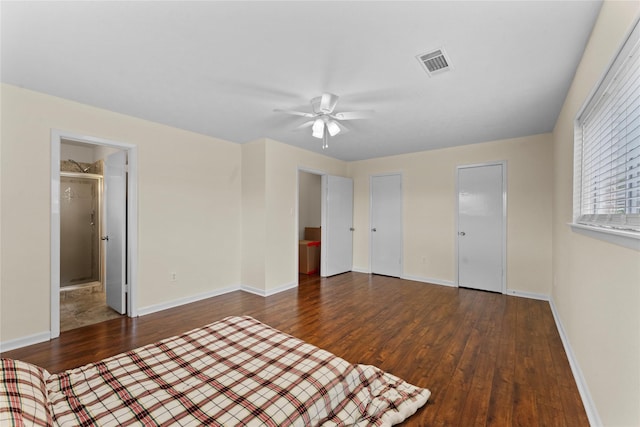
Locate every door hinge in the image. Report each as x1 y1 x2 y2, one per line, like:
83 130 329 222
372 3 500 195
124 283 129 293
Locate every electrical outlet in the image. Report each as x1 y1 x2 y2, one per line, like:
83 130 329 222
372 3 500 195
170 272 177 282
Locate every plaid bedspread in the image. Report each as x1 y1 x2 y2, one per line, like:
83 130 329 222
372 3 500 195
3 316 430 426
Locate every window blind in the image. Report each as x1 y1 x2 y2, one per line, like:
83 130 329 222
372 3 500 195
576 20 640 233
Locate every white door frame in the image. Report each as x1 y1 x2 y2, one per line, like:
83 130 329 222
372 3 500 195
51 129 138 338
454 161 507 293
369 172 403 276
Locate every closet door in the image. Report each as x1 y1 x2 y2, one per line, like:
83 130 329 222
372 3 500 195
370 174 402 277
457 163 505 293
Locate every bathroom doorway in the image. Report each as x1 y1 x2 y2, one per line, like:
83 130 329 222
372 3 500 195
51 132 138 338
59 143 122 331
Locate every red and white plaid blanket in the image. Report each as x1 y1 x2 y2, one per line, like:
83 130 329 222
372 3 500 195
1 316 430 426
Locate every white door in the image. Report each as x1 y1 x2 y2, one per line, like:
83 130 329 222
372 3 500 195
104 150 127 313
322 175 353 277
371 174 402 277
457 163 505 293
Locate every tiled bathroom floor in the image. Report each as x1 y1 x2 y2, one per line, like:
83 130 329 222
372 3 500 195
60 286 123 332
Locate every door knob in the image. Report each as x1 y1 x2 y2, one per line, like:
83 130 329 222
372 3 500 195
458 231 466 236
101 235 109 241
372 228 377 232
350 227 355 231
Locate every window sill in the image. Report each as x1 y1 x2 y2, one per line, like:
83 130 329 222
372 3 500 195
569 223 640 251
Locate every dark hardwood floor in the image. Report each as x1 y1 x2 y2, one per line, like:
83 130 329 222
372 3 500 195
2 272 588 426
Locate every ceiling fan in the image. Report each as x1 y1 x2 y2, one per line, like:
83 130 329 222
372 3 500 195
274 93 374 149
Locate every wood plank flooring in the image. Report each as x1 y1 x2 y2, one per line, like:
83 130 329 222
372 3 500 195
2 272 588 426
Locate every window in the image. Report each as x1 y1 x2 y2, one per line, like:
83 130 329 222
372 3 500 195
574 18 640 235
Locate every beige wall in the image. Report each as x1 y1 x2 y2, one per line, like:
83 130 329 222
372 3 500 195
241 140 267 290
240 138 346 293
0 84 243 342
264 139 346 291
552 1 640 425
348 133 554 295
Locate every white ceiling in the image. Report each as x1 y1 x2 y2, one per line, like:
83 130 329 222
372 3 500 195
1 1 602 161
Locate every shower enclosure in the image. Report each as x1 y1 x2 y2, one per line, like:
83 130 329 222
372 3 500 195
60 172 103 289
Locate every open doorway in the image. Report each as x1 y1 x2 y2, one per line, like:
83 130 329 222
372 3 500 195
297 169 354 281
298 171 322 278
59 141 123 331
51 131 138 338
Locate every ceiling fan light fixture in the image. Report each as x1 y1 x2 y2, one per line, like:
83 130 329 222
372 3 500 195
312 118 325 138
326 120 340 137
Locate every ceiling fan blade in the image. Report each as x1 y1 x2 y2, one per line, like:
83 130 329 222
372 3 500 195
292 120 315 131
320 93 339 114
334 120 349 134
273 108 315 118
332 110 375 120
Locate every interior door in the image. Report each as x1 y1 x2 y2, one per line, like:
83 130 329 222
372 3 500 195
104 150 127 314
371 174 402 277
321 175 353 277
457 163 505 293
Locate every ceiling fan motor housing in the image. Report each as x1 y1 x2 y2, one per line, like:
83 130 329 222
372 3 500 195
311 93 339 114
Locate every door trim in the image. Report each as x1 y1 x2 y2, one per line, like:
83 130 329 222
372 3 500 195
51 129 138 338
455 161 507 293
369 172 403 276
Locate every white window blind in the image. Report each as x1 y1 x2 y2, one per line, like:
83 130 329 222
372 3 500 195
575 19 640 233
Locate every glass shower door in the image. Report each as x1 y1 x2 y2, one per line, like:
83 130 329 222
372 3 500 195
60 175 101 287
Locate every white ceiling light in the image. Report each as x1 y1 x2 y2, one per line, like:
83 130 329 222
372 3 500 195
312 119 325 139
326 120 340 137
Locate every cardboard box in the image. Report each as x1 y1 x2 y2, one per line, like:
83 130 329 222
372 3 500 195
299 240 320 274
304 227 321 242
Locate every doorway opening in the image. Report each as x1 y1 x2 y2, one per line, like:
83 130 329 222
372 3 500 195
59 164 118 332
298 171 322 279
51 131 138 338
296 169 354 282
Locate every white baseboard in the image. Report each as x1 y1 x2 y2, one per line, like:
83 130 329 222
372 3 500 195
549 298 601 427
137 285 241 316
401 274 457 287
351 267 370 274
240 281 297 297
506 289 549 301
3 282 300 352
0 331 51 353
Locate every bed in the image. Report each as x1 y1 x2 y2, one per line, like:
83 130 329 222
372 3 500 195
0 316 430 426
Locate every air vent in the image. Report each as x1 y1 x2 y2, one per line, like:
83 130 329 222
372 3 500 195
417 48 452 77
